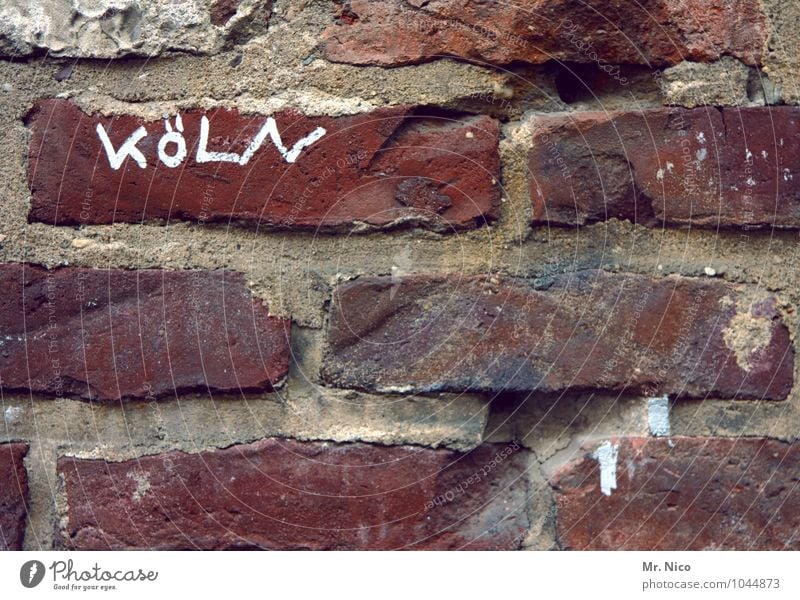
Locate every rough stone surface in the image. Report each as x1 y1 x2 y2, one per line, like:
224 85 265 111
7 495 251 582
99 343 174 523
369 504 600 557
0 263 289 401
0 0 272 58
762 0 800 104
528 107 800 228
321 0 768 68
58 438 529 550
0 443 29 551
660 58 752 108
321 271 793 400
27 99 501 231
551 437 800 550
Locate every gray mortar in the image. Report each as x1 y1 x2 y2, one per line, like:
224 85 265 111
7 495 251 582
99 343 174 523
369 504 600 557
0 0 799 550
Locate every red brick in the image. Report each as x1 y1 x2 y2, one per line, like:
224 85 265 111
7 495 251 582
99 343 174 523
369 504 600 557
210 0 245 26
551 437 800 550
27 99 500 231
0 443 29 551
0 264 289 401
529 107 800 228
321 0 766 68
321 271 793 399
58 439 528 550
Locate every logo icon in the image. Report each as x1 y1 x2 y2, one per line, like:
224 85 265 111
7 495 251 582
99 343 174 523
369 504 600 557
20 560 45 588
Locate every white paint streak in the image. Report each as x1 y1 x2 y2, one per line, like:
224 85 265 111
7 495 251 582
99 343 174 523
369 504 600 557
283 126 327 163
648 396 671 437
592 441 619 496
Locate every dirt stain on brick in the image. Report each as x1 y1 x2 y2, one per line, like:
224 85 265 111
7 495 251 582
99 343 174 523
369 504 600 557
722 294 775 371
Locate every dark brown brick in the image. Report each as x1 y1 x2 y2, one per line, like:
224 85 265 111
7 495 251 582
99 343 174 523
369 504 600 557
58 439 528 550
321 0 766 68
321 271 793 399
0 443 29 551
0 264 289 401
551 437 800 550
529 107 800 228
27 99 501 231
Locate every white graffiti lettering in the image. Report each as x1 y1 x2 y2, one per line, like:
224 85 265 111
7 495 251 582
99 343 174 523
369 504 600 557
98 112 327 171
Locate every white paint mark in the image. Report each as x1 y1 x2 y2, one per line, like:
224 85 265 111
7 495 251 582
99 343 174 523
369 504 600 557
745 148 753 161
196 115 243 164
666 162 675 173
237 118 278 165
197 115 327 165
128 471 151 502
592 441 619 496
157 115 187 168
784 169 793 182
656 168 665 181
696 132 706 144
96 123 148 170
696 148 707 161
704 266 716 276
4 406 22 424
648 396 671 437
761 150 768 159
746 177 756 186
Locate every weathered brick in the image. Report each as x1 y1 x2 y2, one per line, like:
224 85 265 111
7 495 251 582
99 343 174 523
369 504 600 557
58 439 528 550
0 264 289 401
529 107 800 228
322 0 766 68
0 443 29 551
27 99 501 231
551 437 800 550
321 271 793 399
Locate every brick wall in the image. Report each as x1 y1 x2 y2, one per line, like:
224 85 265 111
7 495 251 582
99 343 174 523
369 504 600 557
1 0 800 550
